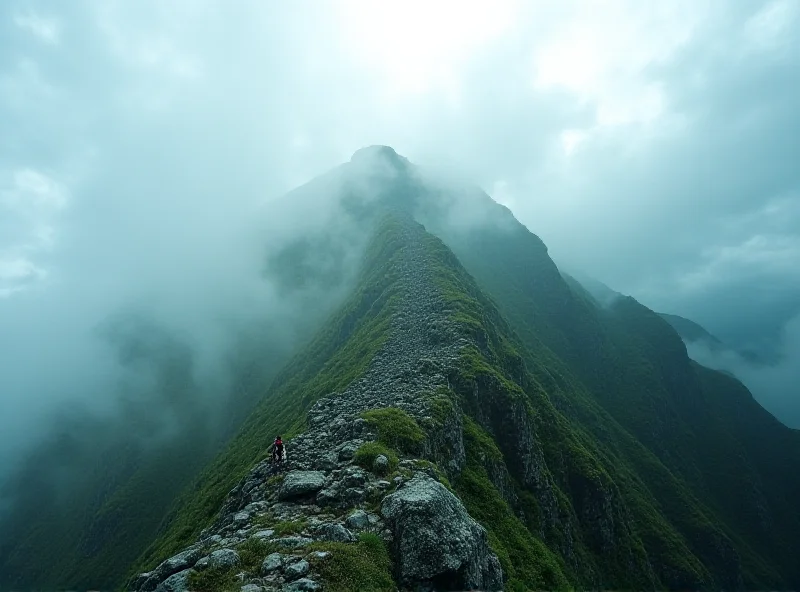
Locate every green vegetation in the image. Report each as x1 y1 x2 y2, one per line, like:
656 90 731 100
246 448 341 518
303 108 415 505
360 407 425 453
271 519 309 536
456 419 570 591
308 533 395 592
187 565 238 592
429 207 800 588
130 216 411 579
131 210 800 590
238 537 279 572
14 174 793 592
353 442 398 475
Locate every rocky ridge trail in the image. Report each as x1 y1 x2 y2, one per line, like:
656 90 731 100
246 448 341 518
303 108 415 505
130 225 504 592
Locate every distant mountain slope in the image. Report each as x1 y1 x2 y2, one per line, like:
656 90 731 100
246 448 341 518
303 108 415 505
659 312 725 347
127 148 800 591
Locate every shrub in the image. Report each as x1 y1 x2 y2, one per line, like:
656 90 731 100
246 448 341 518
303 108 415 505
360 408 425 453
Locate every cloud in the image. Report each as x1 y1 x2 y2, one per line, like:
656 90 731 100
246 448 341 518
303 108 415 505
13 11 61 45
0 0 798 470
687 313 800 427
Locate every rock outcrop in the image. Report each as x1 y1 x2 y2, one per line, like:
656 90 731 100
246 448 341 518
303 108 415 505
381 473 503 590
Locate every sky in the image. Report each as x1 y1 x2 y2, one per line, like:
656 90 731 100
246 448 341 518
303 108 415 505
1 0 798 461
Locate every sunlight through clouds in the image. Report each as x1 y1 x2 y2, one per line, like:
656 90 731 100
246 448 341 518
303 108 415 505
335 0 518 96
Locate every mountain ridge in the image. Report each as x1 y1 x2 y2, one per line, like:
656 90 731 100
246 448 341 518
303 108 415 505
2 146 799 591
105 148 800 590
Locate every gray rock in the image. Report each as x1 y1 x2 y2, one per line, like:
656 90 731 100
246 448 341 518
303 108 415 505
154 569 193 592
273 536 314 548
315 485 342 507
279 471 327 500
244 501 268 513
262 552 283 574
381 473 503 590
253 529 276 539
342 467 367 487
315 451 339 471
342 487 366 504
338 442 359 461
309 551 331 560
132 572 152 591
284 559 310 580
142 548 202 591
194 556 209 571
208 548 241 569
282 578 321 592
241 585 263 592
315 522 357 542
234 511 250 524
373 454 389 474
345 509 371 530
377 480 392 489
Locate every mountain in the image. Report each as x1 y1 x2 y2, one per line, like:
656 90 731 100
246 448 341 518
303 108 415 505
123 147 800 591
4 146 800 591
564 273 771 367
658 313 725 348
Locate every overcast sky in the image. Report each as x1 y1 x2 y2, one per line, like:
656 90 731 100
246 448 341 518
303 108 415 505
1 0 798 447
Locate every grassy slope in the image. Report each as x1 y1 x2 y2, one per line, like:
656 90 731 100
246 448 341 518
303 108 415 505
130 216 410 578
0 333 292 591
421 228 731 588
434 219 800 588
134 212 800 590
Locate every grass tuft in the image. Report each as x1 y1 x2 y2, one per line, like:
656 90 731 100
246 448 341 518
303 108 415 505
308 532 394 592
353 442 398 475
360 407 425 454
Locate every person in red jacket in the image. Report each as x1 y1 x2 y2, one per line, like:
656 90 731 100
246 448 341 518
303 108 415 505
270 436 284 464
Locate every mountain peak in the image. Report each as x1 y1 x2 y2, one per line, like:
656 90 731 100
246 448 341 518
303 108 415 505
350 144 400 162
349 145 410 174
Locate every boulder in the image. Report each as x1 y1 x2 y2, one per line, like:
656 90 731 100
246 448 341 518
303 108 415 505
373 454 389 474
282 578 321 592
141 548 202 591
262 552 283 574
315 487 339 507
194 556 209 571
253 529 275 539
345 509 370 530
381 473 503 590
315 522 357 543
342 467 367 488
279 471 327 500
284 559 310 581
208 548 241 569
338 442 359 461
154 569 193 592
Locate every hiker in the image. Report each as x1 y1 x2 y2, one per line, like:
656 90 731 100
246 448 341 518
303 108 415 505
269 435 284 464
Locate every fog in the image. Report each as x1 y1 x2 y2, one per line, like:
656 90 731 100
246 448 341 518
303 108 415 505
1 0 799 553
687 313 800 428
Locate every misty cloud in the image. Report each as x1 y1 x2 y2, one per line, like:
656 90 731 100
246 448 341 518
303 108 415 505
1 0 799 486
687 313 800 428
